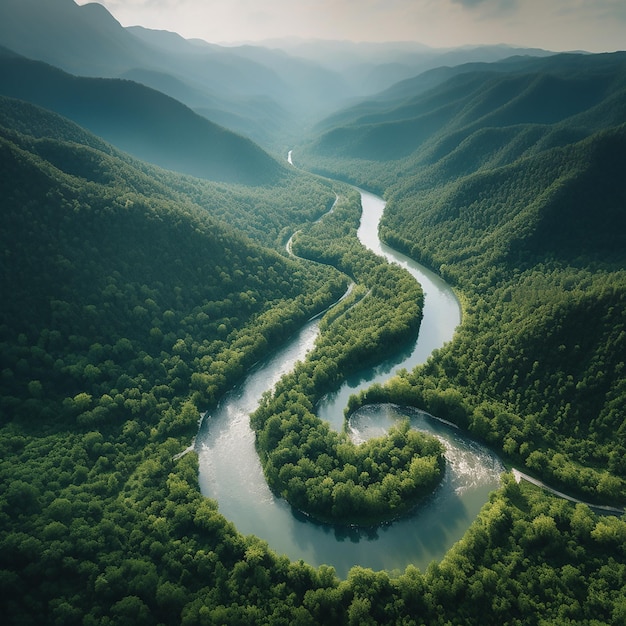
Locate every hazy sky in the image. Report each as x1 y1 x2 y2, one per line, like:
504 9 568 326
78 0 626 52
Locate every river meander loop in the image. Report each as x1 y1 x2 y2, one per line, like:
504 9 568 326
195 186 505 577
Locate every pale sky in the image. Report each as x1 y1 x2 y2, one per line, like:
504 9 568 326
77 0 626 52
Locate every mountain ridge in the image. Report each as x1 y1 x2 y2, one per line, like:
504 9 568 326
0 52 284 185
0 0 557 149
298 52 626 180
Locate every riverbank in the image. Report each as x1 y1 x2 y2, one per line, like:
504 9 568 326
195 186 503 577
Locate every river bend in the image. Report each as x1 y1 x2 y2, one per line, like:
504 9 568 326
195 189 504 578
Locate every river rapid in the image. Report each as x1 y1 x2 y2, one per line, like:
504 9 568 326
195 189 504 578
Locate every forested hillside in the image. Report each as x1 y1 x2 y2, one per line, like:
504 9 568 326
0 51 285 185
0 97 348 621
2 94 625 626
300 53 626 503
298 51 626 188
0 95 349 416
1 31 626 624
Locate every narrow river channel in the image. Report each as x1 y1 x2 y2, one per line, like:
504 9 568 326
195 189 504 578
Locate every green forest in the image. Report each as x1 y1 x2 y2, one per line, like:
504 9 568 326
1 43 626 626
251 191 440 524
301 53 626 507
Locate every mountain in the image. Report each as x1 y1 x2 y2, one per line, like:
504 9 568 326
0 0 296 146
0 0 152 77
299 52 626 167
0 94 344 415
385 124 626 271
266 39 554 94
118 67 288 148
0 0 343 146
0 0 554 149
0 52 284 184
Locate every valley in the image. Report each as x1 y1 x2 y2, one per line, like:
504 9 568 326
0 1 625 624
196 185 503 577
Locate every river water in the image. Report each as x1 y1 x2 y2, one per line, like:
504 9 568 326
195 189 504 578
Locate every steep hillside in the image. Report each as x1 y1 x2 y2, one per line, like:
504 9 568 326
0 97 347 423
383 126 626 273
305 52 626 503
119 67 288 148
0 53 285 184
308 56 558 137
298 52 626 184
0 97 337 250
0 0 149 75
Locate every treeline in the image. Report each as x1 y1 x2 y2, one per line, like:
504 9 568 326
250 191 443 524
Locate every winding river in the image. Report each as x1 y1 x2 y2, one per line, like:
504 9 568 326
195 189 504 578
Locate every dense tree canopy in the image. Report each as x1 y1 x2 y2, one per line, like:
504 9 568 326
300 54 626 505
2 45 626 626
250 191 442 525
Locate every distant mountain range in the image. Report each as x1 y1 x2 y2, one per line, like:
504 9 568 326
0 0 557 152
0 50 284 185
299 51 626 166
4 0 610 191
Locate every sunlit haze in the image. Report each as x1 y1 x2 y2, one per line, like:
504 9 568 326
76 0 626 52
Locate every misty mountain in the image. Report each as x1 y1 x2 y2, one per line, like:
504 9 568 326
0 0 344 146
0 2 293 98
118 67 288 149
0 0 554 150
268 39 555 94
123 28 357 144
0 53 284 185
299 52 626 166
0 0 152 77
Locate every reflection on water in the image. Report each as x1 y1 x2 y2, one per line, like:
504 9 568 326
195 190 504 578
318 190 461 430
196 392 503 577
